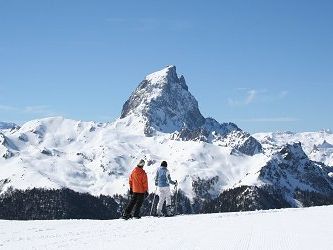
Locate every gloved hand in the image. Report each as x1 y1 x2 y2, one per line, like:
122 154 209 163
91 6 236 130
129 188 133 195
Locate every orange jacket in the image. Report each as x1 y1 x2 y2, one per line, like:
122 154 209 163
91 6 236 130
129 167 148 193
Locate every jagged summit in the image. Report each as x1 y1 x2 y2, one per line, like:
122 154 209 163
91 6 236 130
120 65 205 134
145 65 188 91
317 140 333 149
278 142 308 161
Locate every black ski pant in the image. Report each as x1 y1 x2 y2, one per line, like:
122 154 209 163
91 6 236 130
124 193 145 217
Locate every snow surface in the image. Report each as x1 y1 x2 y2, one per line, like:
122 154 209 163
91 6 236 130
0 205 332 250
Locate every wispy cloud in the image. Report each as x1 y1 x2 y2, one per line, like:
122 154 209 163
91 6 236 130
0 104 59 116
228 88 289 107
23 105 54 115
278 90 288 99
0 105 17 112
245 90 257 104
228 89 261 106
240 117 299 123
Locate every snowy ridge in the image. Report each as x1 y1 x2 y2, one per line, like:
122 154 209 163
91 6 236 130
0 121 19 131
253 130 333 166
259 143 333 194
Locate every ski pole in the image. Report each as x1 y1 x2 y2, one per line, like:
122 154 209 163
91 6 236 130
174 183 178 215
150 187 157 216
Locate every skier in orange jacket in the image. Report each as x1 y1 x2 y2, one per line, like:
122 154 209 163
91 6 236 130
122 159 148 219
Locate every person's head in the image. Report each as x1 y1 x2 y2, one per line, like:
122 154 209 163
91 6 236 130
161 161 167 168
137 159 145 168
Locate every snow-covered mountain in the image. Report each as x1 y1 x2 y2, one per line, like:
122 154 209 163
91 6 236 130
0 66 332 217
253 130 333 167
0 121 19 131
259 143 332 196
121 65 205 134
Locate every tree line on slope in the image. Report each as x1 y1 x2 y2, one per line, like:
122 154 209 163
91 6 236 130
0 185 332 220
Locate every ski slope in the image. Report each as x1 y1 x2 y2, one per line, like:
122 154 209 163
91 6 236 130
0 206 332 250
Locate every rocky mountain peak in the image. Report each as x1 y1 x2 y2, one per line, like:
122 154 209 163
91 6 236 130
0 122 19 131
120 65 205 134
317 140 333 149
278 142 308 161
259 141 333 196
144 65 185 88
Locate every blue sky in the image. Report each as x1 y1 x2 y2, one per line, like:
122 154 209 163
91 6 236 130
0 0 332 133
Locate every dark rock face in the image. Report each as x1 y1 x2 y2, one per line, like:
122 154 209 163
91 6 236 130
221 130 263 156
0 133 7 146
0 122 19 131
236 134 263 156
0 133 16 159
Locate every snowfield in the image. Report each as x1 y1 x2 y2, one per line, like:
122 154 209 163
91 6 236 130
1 205 332 250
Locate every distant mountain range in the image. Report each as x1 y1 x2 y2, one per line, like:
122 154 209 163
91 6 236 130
0 122 19 130
0 66 332 219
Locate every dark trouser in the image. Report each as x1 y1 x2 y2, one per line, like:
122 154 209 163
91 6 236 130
124 193 145 217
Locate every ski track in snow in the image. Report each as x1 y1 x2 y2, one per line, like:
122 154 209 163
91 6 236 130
0 206 332 250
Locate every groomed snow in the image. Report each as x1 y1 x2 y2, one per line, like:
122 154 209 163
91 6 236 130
0 206 332 250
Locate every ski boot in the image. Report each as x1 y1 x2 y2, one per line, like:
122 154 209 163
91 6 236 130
165 205 174 217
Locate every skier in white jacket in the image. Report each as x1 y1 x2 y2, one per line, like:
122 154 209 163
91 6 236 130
154 161 177 216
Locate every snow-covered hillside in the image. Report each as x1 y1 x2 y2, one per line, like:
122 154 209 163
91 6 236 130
1 205 332 250
0 65 332 213
0 116 268 198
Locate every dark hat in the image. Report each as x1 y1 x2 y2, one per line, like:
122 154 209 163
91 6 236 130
137 159 145 167
161 161 168 167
